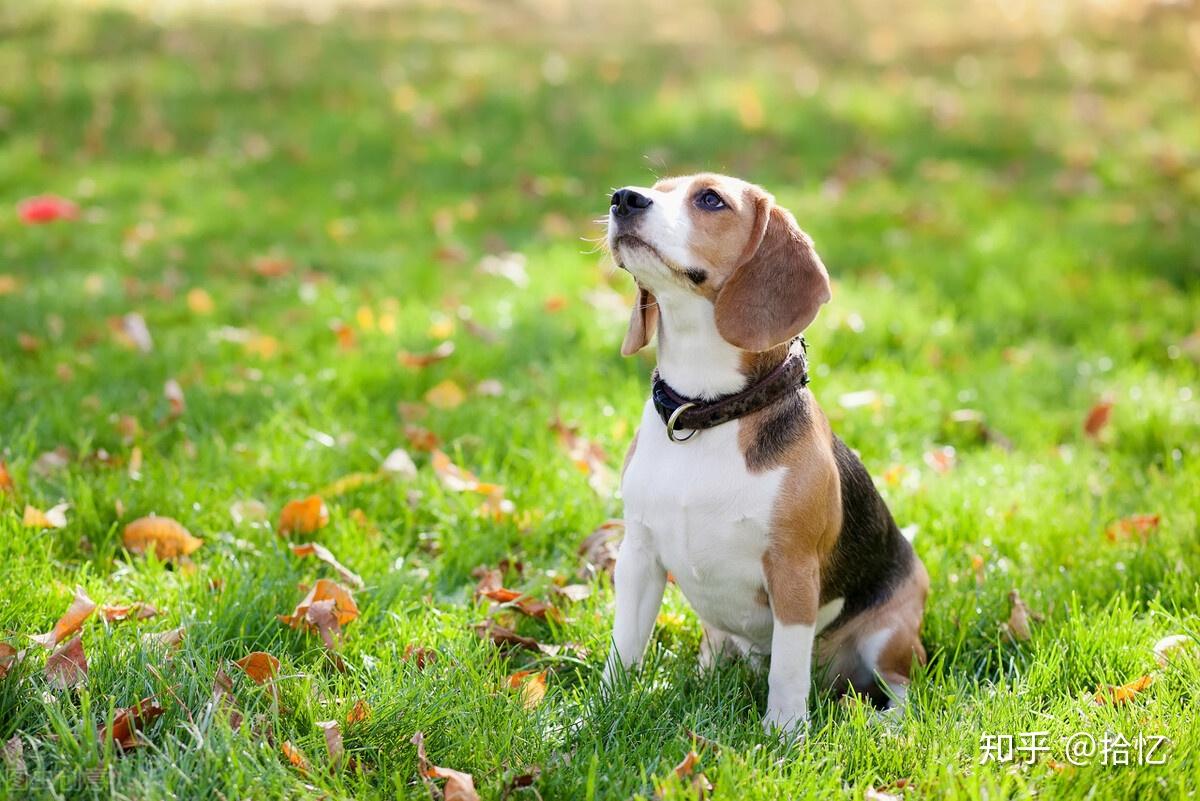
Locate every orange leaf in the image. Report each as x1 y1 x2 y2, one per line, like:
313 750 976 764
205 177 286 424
45 635 87 689
1094 674 1153 705
234 651 280 684
399 341 455 368
425 379 466 410
1105 514 1160 543
0 461 12 494
405 424 440 452
99 602 160 623
279 578 360 630
289 542 364 588
347 699 372 724
102 695 165 751
23 503 69 529
1084 400 1113 438
123 516 203 559
282 740 310 775
507 670 547 710
412 731 481 801
31 587 96 648
0 643 19 679
145 626 186 649
278 496 329 536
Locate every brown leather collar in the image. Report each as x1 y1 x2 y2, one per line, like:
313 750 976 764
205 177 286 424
651 338 809 442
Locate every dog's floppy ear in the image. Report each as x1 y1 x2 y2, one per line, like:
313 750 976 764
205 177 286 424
714 197 831 352
621 286 659 356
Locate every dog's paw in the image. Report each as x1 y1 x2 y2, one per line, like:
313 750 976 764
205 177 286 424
762 706 809 739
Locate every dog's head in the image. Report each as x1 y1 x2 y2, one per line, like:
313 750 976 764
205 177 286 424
606 173 831 356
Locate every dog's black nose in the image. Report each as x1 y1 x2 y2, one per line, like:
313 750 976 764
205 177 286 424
611 188 652 218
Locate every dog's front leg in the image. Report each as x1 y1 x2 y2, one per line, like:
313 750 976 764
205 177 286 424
602 521 667 687
763 557 819 734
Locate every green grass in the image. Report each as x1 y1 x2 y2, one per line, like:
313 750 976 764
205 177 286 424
1 1 1199 798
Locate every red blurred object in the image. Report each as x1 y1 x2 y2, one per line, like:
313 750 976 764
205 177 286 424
17 195 79 224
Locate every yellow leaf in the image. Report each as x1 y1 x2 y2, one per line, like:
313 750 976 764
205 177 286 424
425 380 466 410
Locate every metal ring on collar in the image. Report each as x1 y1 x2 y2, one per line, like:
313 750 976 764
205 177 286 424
666 402 698 443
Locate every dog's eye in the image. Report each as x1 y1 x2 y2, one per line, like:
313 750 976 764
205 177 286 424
695 189 725 210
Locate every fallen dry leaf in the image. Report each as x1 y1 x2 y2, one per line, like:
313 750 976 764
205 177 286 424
2 735 25 784
555 584 592 603
279 579 360 645
99 602 159 623
316 720 344 770
290 542 364 589
163 379 186 418
102 695 165 751
431 451 503 495
234 651 280 684
145 626 186 649
45 635 87 689
1004 589 1033 643
403 644 437 670
380 448 418 479
425 379 466 410
1153 634 1197 667
405 424 440 452
923 446 956 474
319 472 385 498
32 586 96 648
0 461 13 495
1094 674 1153 705
0 644 19 679
123 516 203 559
473 620 541 652
1106 514 1160 543
282 740 310 775
864 789 902 801
230 499 268 526
661 749 713 800
578 519 624 578
186 287 215 315
399 341 455 368
1084 400 1114 438
550 418 616 497
474 570 559 620
23 502 70 529
412 731 481 801
278 496 329 536
347 699 372 725
507 670 547 710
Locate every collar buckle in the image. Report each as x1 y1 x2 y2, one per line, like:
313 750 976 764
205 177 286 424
665 402 698 442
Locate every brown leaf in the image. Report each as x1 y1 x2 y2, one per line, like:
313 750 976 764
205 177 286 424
0 644 19 679
473 620 541 652
306 599 343 650
32 586 96 648
347 699 372 725
1105 514 1160 543
289 541 364 589
278 495 329 536
282 740 310 775
1084 400 1114 438
404 424 440 452
145 626 186 649
234 651 280 684
99 602 159 623
1094 674 1153 705
279 578 360 632
412 731 481 801
663 749 712 799
1004 589 1033 643
45 635 87 689
23 502 70 529
316 720 344 770
432 450 502 494
425 379 466 410
550 418 616 497
399 341 455 368
507 670 547 710
102 695 165 751
403 644 437 670
2 736 25 784
0 461 13 495
123 516 203 559
578 519 624 578
163 379 186 417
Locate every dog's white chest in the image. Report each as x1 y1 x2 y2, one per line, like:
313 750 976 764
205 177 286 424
622 400 786 648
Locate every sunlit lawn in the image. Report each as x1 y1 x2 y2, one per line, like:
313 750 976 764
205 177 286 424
1 2 1199 799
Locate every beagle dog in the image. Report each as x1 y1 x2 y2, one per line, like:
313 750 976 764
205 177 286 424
602 173 928 733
